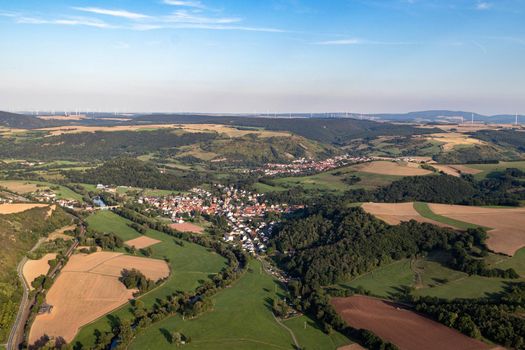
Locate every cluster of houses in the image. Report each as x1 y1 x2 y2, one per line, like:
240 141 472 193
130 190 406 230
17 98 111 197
30 189 79 209
253 155 373 176
137 185 294 255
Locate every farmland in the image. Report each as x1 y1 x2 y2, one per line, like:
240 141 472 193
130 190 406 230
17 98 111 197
0 180 83 201
361 202 451 227
429 204 525 256
129 259 351 350
73 212 227 348
29 252 170 344
22 253 56 290
0 203 49 214
353 160 432 176
331 295 491 350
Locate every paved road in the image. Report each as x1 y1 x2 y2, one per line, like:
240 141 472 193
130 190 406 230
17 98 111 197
6 237 46 350
7 225 84 350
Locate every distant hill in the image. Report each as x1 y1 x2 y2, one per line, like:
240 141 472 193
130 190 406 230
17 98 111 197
132 114 438 145
369 110 523 124
0 111 55 129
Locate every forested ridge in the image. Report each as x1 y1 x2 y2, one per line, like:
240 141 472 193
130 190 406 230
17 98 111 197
132 114 438 145
345 169 525 206
0 130 218 161
65 157 208 191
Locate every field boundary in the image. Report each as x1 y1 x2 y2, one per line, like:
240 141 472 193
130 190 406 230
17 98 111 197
413 202 489 230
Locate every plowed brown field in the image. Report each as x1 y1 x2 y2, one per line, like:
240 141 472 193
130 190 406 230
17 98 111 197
332 295 490 350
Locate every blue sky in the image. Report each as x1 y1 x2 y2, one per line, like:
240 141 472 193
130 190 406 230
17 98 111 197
0 0 524 114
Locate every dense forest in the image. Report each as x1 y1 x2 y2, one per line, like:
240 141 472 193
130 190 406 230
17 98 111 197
269 203 519 349
414 283 525 349
0 129 218 161
0 207 72 342
271 205 514 286
345 170 525 206
65 157 209 191
131 114 438 145
472 130 525 153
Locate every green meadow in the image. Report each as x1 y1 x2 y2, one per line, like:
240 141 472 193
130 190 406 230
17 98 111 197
129 259 352 350
74 211 227 348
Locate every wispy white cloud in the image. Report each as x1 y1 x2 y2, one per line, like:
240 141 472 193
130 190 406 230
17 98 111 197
164 10 240 24
15 16 113 28
163 0 207 9
315 38 417 45
73 7 150 19
476 2 492 10
472 40 487 54
0 3 284 33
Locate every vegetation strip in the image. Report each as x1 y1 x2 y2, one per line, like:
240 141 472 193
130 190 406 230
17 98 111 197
413 202 486 230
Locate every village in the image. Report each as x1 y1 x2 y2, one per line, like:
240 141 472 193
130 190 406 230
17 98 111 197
253 154 432 177
138 184 296 255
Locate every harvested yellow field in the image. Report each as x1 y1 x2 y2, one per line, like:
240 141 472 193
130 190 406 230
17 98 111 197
38 124 180 136
35 123 289 138
0 180 40 194
174 123 291 138
425 133 485 151
429 204 525 256
23 253 57 290
0 203 49 215
170 222 204 233
29 252 169 344
355 161 432 176
433 164 482 177
125 236 161 249
37 115 87 121
362 202 452 227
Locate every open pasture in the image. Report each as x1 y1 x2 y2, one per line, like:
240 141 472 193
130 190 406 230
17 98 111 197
0 180 83 201
29 252 169 344
22 253 56 290
331 295 491 350
0 203 49 215
129 259 351 350
353 161 432 176
74 216 227 348
429 204 525 256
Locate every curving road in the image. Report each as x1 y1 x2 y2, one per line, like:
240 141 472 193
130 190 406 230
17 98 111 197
6 237 46 350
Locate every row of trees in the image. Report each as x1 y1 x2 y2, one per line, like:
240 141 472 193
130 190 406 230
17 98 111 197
413 282 525 349
78 208 249 350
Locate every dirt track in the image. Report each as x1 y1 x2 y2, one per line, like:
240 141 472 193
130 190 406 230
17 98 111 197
332 295 490 350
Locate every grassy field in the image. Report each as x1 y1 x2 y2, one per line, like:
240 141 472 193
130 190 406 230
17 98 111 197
339 250 524 300
0 180 83 201
74 212 227 348
129 259 351 350
339 260 415 299
85 211 142 241
468 161 525 179
255 164 401 194
413 202 485 230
